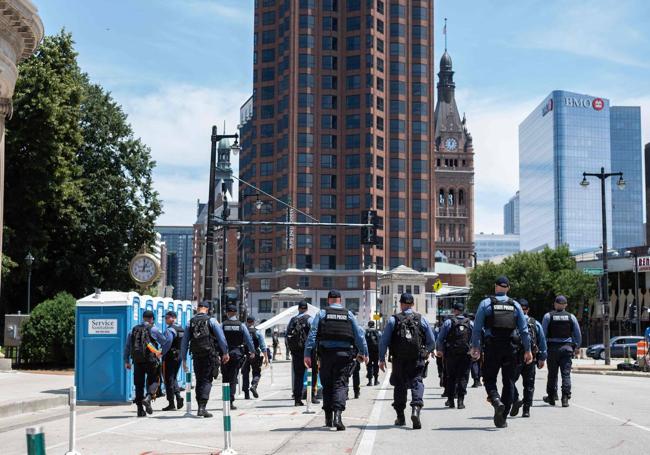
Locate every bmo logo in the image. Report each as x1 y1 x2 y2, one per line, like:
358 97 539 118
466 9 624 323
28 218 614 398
564 96 605 111
592 98 604 111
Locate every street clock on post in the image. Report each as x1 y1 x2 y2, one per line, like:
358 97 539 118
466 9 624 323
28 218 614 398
129 252 161 289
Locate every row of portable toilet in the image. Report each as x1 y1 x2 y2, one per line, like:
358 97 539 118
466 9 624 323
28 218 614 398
75 291 194 403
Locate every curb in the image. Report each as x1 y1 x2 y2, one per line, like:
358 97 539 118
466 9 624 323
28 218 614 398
573 369 650 378
0 394 69 419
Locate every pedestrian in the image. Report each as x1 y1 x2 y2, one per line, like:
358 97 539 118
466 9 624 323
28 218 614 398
379 293 435 430
470 276 533 428
272 329 280 360
542 295 581 407
436 302 472 409
510 298 547 418
467 313 482 388
304 290 368 431
286 300 312 406
365 320 381 386
124 310 171 417
221 304 256 410
161 311 185 411
181 301 229 418
242 316 269 399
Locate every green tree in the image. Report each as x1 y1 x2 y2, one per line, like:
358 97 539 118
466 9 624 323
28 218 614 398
20 292 76 365
2 31 161 312
468 246 598 320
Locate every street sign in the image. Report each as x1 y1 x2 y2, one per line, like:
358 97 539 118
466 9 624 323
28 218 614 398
584 268 603 276
637 256 650 272
433 279 443 292
372 313 381 321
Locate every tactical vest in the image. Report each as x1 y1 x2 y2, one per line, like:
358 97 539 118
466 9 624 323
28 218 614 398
548 311 572 339
248 326 260 351
318 307 355 343
389 312 425 360
164 324 184 361
487 297 517 338
223 319 244 347
189 314 217 358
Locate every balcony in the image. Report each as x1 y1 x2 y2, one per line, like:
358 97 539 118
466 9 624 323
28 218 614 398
437 207 468 218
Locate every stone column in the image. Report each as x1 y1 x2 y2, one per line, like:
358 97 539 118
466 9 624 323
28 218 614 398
0 1 44 296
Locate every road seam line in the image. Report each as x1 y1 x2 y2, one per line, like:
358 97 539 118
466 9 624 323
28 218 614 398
572 403 650 433
355 371 391 455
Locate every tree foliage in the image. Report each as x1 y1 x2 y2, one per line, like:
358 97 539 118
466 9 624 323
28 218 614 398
20 292 76 365
2 31 161 312
468 246 598 320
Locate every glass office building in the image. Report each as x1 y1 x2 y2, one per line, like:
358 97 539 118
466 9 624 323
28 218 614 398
519 90 643 252
156 226 194 300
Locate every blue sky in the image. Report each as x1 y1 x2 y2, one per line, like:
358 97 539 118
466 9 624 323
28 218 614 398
39 0 649 233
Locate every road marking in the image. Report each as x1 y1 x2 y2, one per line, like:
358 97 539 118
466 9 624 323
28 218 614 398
355 371 391 455
573 403 650 433
46 419 138 450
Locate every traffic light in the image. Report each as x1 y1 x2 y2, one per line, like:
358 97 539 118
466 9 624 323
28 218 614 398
361 210 378 245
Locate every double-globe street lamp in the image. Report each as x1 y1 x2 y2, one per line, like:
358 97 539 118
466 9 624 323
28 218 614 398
580 167 626 365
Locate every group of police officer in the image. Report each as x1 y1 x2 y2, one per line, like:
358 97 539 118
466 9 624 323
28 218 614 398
124 277 581 430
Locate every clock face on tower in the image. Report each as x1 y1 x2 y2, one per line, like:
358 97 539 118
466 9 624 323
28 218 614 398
444 137 458 151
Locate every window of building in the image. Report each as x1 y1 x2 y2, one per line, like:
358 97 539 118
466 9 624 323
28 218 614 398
346 75 361 89
322 276 334 289
298 113 314 128
298 193 313 208
262 11 275 25
322 16 338 31
299 53 315 68
299 34 315 48
321 194 337 209
298 93 315 107
298 153 313 167
345 194 360 209
321 234 336 249
298 133 314 147
262 30 276 44
347 16 361 31
322 36 338 50
346 36 361 51
322 75 338 89
345 154 360 168
320 255 336 270
260 162 274 176
412 63 427 76
258 298 271 312
345 254 360 270
345 174 360 189
346 114 361 129
412 6 427 20
260 105 274 119
298 172 313 188
321 114 337 129
321 174 337 189
321 154 337 168
296 254 313 269
321 134 337 149
346 95 361 109
299 14 315 29
322 95 337 109
322 55 338 70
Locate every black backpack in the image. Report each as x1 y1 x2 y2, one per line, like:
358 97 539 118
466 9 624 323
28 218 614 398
287 314 310 353
390 313 424 360
189 315 216 358
445 317 472 355
528 317 539 354
131 325 157 364
365 328 380 353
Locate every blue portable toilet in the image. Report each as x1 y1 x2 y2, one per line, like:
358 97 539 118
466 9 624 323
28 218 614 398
155 298 166 331
75 291 138 403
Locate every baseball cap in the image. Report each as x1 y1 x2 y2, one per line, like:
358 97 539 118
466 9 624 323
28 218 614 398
142 310 155 319
555 295 568 304
246 315 255 322
298 301 308 309
367 320 375 328
399 293 414 304
495 276 510 287
518 298 529 309
226 304 238 312
328 290 341 299
165 310 177 318
198 301 210 308
453 302 465 312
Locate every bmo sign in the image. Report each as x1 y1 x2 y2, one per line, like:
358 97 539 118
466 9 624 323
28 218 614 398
564 96 605 111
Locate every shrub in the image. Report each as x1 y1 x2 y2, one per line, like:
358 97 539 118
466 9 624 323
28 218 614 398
21 292 76 366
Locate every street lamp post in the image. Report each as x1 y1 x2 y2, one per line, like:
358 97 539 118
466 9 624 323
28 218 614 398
25 252 34 313
471 252 478 268
581 167 626 365
203 126 239 311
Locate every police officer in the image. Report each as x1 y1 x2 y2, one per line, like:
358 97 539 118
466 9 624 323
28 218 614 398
436 302 472 409
304 290 368 431
242 316 269 399
286 301 313 406
181 301 229 418
221 304 255 410
510 298 547 418
379 293 435 430
542 295 581 407
124 310 171 417
365 320 381 386
272 329 280 360
470 276 533 428
161 311 185 411
351 353 361 399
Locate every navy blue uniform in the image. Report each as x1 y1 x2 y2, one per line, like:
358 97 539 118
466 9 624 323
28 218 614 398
513 317 547 409
542 310 581 399
162 325 184 406
124 323 171 405
437 315 473 400
379 310 435 411
286 312 313 401
221 317 255 404
242 327 267 396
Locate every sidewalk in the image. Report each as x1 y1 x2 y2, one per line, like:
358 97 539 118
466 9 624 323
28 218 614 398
572 358 650 378
0 370 73 419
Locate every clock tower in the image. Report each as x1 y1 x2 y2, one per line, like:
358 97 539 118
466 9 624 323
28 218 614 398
434 47 475 267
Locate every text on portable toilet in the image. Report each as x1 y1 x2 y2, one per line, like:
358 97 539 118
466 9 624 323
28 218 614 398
88 319 118 335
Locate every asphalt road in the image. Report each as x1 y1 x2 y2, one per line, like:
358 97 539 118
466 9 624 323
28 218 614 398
2 359 650 454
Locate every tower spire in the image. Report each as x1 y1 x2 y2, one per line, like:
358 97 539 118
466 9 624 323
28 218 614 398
444 17 448 51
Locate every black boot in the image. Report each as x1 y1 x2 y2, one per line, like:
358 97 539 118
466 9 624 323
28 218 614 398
230 400 237 410
492 398 507 428
471 379 481 388
142 395 153 415
457 397 465 409
162 400 176 411
561 395 569 407
367 379 373 386
176 392 184 410
250 384 259 399
354 389 360 399
445 397 455 408
394 410 406 426
197 401 213 418
411 406 422 430
543 394 556 406
333 410 345 431
244 391 250 400
510 400 522 417
374 378 379 386
325 410 333 428
136 403 146 417
522 405 530 418
294 399 304 406
311 394 320 405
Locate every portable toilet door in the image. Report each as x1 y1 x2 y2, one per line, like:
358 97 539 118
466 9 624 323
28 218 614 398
132 295 141 325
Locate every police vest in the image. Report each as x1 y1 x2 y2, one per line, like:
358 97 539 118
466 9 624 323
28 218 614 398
548 311 572 339
164 324 184 361
189 314 217 358
223 319 244 347
487 297 517 337
318 307 355 343
248 326 260 351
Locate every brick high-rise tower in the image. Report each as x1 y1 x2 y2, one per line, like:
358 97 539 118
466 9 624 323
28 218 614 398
239 0 437 321
434 47 475 266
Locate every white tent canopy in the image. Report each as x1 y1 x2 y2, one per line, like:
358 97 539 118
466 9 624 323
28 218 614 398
256 303 320 332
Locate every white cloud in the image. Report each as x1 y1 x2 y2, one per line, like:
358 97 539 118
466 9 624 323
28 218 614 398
117 84 249 225
182 0 251 25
